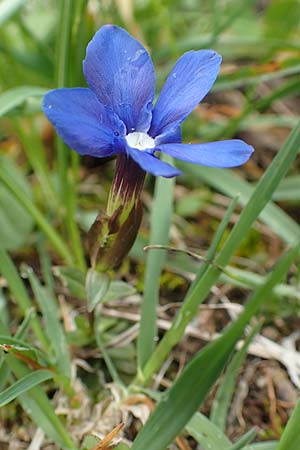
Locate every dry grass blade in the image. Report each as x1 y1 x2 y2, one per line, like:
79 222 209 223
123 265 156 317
91 423 125 450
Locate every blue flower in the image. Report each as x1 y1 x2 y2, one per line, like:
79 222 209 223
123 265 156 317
43 24 253 178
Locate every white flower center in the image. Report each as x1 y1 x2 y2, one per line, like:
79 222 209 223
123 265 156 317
126 132 155 151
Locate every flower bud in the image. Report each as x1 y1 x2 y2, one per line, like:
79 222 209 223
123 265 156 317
86 154 145 270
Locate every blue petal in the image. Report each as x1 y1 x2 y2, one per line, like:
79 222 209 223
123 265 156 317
43 88 125 157
127 148 181 178
155 126 182 145
157 140 254 168
83 25 155 133
150 50 222 137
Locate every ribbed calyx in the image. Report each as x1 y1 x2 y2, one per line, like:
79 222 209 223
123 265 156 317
86 154 145 271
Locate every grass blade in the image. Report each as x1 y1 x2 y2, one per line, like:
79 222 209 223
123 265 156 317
137 154 175 370
229 428 257 450
243 444 277 450
131 246 298 450
6 355 76 450
187 194 240 296
0 86 47 116
275 400 300 450
210 324 260 431
0 249 49 349
0 155 33 250
94 311 125 388
24 265 71 378
54 0 86 271
186 412 231 450
140 120 300 385
0 0 26 25
181 164 300 245
0 169 74 265
0 369 53 407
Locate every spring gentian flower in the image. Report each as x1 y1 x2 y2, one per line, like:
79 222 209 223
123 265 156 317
43 24 253 179
43 25 253 270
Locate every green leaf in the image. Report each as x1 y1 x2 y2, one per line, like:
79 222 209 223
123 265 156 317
210 325 260 431
180 165 300 245
186 412 231 450
0 288 9 329
0 0 27 25
0 164 74 265
81 435 100 450
273 175 300 202
6 355 76 450
0 369 53 407
0 86 47 117
131 246 298 450
229 428 257 450
23 266 71 378
0 250 49 349
138 153 175 369
214 61 300 92
102 281 136 302
243 443 277 450
86 269 110 312
0 156 33 250
94 311 124 387
54 266 86 300
54 266 135 304
264 0 300 39
0 334 52 370
141 121 300 384
275 400 300 450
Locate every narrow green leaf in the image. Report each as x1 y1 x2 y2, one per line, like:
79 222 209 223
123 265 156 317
0 169 74 265
0 288 9 329
0 0 26 24
6 355 76 450
55 266 135 303
0 369 52 407
131 246 298 450
102 281 136 302
15 307 36 339
0 249 49 349
24 266 71 378
273 175 300 202
214 62 300 92
275 400 300 450
54 0 86 272
0 334 50 366
54 266 86 300
137 154 175 370
0 86 47 117
187 195 240 297
141 121 300 384
86 269 110 312
181 165 300 245
229 428 257 450
243 443 277 450
94 311 124 387
210 325 260 431
0 315 10 392
12 118 59 213
186 412 231 450
0 155 33 250
147 249 300 301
